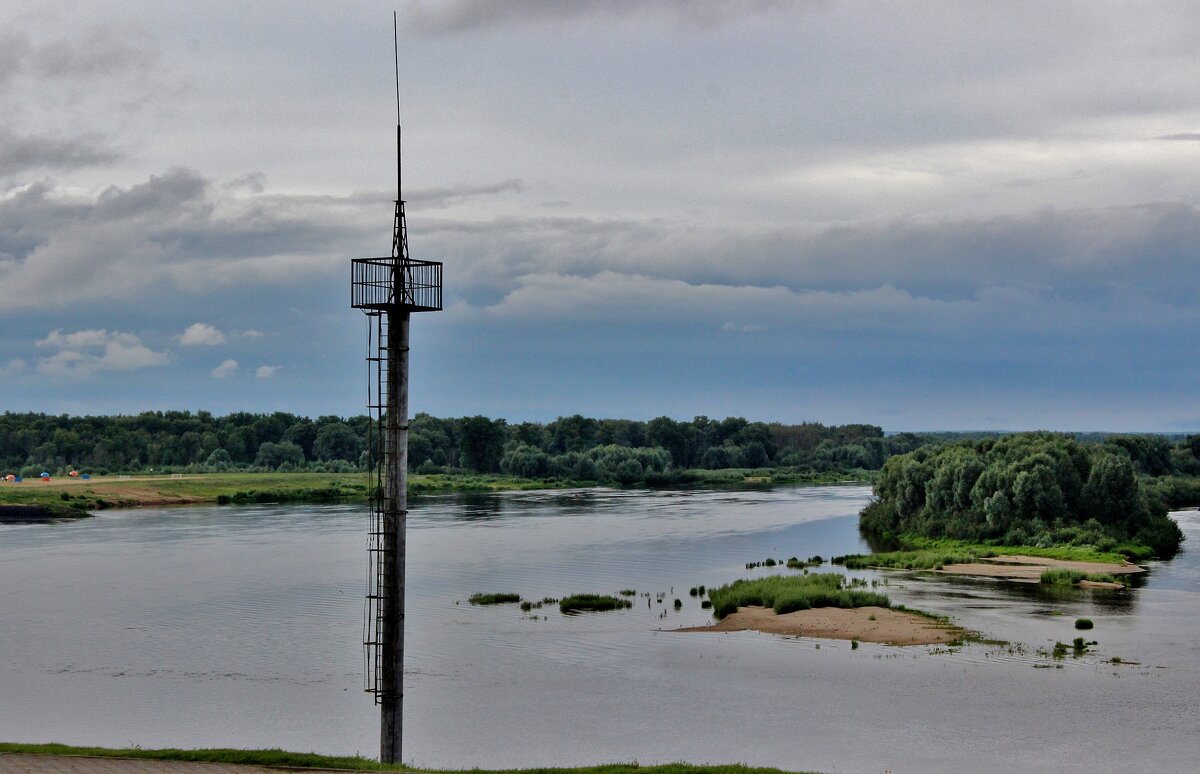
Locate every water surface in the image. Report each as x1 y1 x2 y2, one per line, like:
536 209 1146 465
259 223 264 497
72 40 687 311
1 486 1196 773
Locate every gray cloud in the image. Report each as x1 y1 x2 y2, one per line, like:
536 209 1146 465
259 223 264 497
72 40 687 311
0 129 121 177
0 168 380 309
1157 133 1200 141
0 32 31 84
410 200 1200 313
404 0 806 33
408 179 524 209
28 25 157 80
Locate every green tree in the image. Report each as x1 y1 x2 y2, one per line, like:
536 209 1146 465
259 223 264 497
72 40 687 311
313 422 362 462
457 416 507 472
1080 452 1146 528
254 441 305 469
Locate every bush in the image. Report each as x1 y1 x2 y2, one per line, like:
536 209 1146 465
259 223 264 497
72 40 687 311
1075 618 1094 630
706 573 890 619
468 593 520 605
559 594 633 614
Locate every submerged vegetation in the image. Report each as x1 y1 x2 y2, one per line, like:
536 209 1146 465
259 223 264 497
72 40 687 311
860 432 1186 559
706 573 890 619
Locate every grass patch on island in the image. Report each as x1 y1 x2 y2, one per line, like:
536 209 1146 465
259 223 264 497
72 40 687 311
832 549 984 571
832 536 1135 572
1039 569 1123 586
707 573 890 619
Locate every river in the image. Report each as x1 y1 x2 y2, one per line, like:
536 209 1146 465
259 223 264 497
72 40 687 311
1 485 1197 773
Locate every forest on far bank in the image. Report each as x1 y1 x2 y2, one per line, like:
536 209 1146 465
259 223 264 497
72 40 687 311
2 411 1198 494
0 410 926 484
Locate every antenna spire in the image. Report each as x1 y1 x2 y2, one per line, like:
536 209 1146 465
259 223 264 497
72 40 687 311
394 11 402 202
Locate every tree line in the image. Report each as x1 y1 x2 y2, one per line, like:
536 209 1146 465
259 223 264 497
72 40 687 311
0 410 921 481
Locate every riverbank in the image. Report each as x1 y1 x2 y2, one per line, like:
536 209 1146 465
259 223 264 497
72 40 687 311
0 471 576 513
678 605 962 645
0 744 818 774
0 469 874 514
0 504 90 523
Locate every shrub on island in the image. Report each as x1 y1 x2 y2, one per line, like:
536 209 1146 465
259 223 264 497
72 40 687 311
558 594 633 614
468 592 521 605
706 573 890 619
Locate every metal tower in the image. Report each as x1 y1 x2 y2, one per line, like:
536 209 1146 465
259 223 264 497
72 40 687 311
351 16 442 764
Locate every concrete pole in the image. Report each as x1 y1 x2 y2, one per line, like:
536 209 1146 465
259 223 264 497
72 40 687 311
380 310 410 764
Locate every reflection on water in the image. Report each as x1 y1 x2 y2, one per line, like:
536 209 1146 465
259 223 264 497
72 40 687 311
0 487 1197 774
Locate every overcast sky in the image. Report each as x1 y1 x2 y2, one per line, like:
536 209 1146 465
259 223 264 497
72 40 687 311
2 1 1199 431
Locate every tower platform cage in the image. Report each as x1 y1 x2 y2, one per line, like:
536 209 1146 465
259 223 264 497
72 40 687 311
352 256 443 313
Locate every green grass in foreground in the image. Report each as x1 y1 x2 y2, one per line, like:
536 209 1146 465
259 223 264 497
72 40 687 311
707 573 889 619
0 744 823 774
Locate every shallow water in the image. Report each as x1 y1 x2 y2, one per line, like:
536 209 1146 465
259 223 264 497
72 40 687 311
1 486 1197 773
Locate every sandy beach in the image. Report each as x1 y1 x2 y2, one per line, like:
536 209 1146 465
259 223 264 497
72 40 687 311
677 605 961 645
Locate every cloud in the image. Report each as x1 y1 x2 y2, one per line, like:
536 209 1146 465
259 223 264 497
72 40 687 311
10 24 159 80
1156 133 1200 142
0 168 380 310
255 365 279 379
409 179 524 209
35 329 168 378
405 0 804 33
0 129 120 177
722 321 766 333
211 359 238 378
235 329 265 339
412 199 1200 312
178 322 227 347
0 358 26 376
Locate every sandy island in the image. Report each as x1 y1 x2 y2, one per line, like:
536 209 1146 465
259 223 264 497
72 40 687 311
677 605 961 645
935 555 1143 588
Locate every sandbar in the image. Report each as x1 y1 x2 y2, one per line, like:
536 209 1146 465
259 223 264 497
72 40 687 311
936 555 1143 588
676 605 960 645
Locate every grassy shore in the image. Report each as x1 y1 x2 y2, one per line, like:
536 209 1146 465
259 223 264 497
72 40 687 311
0 743 818 774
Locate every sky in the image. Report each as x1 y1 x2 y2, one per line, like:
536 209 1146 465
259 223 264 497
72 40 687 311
1 0 1199 432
